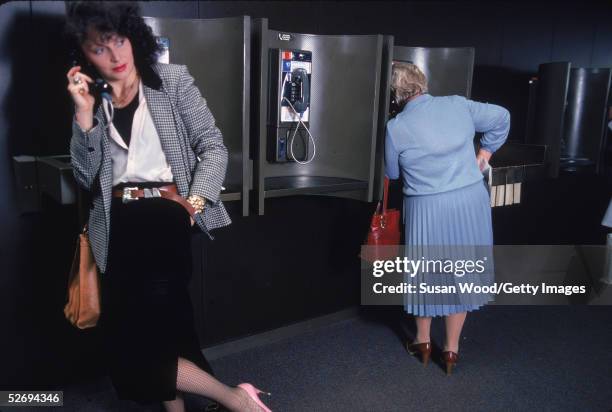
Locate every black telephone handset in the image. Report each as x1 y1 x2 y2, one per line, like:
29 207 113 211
92 78 113 101
389 94 401 119
289 68 310 115
69 49 113 101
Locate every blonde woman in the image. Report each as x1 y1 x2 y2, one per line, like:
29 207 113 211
385 63 510 375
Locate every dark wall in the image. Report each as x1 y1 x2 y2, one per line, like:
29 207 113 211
1 0 611 388
197 1 612 141
0 0 202 388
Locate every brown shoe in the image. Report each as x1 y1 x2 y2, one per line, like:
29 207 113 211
406 342 432 366
442 351 458 376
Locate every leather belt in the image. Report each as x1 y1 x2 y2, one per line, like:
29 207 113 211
112 183 196 217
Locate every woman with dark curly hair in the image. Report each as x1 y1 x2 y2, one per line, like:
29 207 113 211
65 2 271 411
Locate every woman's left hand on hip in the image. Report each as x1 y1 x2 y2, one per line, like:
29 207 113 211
476 149 492 171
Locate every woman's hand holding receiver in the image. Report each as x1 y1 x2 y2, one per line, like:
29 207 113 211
67 66 95 131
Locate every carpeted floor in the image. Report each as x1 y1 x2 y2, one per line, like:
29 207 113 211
44 306 612 411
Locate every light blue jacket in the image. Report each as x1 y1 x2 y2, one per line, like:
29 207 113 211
385 94 510 196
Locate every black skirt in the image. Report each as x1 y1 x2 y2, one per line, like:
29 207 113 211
99 182 213 403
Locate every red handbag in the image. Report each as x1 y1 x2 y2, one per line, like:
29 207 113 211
361 177 401 262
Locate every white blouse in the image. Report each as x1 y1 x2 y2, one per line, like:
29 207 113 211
107 81 174 186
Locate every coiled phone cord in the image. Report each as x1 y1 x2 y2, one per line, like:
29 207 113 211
280 74 316 164
283 97 316 165
101 93 114 129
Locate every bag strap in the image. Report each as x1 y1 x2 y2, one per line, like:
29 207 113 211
382 176 390 214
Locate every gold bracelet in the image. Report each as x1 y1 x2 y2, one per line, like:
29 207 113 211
187 195 206 214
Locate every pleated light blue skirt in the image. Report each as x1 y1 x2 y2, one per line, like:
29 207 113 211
403 180 495 317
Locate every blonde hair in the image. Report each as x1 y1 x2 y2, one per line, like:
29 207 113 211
391 62 428 104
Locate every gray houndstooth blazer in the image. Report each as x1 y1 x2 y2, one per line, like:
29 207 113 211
70 63 232 274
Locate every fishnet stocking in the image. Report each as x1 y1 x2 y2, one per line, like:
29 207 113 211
173 356 267 412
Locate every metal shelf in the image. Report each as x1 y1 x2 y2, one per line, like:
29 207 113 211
219 187 242 202
489 142 547 183
34 155 242 205
37 155 77 205
489 142 546 168
264 176 368 198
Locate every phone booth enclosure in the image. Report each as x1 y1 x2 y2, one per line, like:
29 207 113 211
252 20 384 215
372 45 476 202
144 16 251 216
560 67 612 174
392 46 475 99
526 62 572 178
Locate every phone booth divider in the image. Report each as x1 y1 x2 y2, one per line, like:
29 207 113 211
371 35 395 203
144 16 252 217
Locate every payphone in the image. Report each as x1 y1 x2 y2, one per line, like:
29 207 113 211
267 49 315 163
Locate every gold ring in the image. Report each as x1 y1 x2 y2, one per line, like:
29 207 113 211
78 88 85 94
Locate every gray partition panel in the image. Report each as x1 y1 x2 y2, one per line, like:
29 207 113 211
392 47 475 98
561 68 612 173
372 35 394 202
144 16 250 215
251 19 268 215
254 25 382 214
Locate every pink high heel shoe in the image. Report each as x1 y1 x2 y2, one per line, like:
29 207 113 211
237 383 272 412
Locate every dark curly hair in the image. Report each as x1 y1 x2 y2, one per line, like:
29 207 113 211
64 1 163 73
